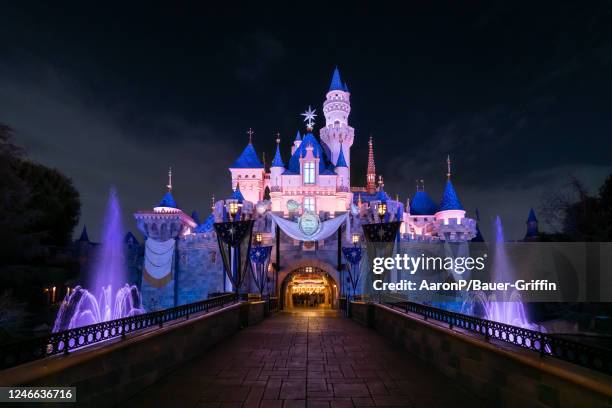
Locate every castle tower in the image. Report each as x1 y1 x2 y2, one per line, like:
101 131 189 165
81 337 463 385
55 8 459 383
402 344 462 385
320 67 355 178
228 129 265 204
270 135 285 211
134 168 196 309
366 136 377 194
434 155 474 242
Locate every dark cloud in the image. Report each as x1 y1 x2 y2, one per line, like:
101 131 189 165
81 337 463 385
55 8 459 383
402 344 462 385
0 2 611 242
234 33 285 82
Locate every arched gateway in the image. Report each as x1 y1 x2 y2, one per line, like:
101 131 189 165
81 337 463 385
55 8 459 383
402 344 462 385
278 260 340 310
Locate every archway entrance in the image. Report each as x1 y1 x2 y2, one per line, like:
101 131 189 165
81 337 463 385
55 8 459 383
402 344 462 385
281 266 338 310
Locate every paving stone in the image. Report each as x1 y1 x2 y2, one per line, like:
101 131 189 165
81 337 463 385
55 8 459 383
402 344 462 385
120 309 480 408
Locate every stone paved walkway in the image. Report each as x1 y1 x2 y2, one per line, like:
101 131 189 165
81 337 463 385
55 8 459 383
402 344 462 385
122 310 479 407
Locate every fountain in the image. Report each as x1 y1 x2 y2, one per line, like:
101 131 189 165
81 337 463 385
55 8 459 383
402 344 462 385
53 187 145 333
461 216 540 330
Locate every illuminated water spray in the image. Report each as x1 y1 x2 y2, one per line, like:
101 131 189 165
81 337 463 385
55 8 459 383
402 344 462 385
462 216 539 330
53 187 145 332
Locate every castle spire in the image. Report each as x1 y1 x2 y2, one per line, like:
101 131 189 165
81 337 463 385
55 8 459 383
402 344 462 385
366 135 377 194
167 166 173 192
271 133 285 168
329 66 343 92
336 141 348 167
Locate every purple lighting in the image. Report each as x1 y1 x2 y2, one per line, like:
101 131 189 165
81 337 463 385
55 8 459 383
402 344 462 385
53 187 145 332
462 216 540 330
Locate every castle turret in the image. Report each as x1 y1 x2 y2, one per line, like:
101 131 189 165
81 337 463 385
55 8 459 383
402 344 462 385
270 135 284 211
270 135 285 188
134 168 197 309
228 129 265 204
434 156 475 242
320 67 355 179
435 156 465 221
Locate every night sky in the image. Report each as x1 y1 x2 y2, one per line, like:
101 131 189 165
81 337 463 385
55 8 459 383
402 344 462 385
1 2 611 241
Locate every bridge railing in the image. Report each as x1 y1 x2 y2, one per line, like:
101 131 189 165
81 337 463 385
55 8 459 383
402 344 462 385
381 298 612 376
0 293 238 371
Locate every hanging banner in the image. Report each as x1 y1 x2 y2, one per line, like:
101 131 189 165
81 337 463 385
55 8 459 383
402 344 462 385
249 245 272 296
271 213 348 242
144 238 175 287
214 220 254 293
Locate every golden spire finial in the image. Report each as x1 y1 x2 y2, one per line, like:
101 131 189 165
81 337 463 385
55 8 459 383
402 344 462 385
247 128 254 143
446 154 452 180
275 131 281 144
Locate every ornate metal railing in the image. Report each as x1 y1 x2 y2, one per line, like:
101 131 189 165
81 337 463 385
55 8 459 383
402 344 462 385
0 293 238 371
382 299 612 376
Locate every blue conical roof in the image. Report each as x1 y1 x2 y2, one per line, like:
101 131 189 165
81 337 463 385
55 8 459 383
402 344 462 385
343 82 349 92
294 130 302 141
329 67 344 92
439 180 463 211
159 191 178 208
376 189 390 202
336 144 348 167
230 142 264 169
231 185 245 203
124 231 139 245
472 208 485 242
285 132 332 174
195 213 215 233
527 208 538 223
78 226 90 242
410 191 438 215
271 143 285 168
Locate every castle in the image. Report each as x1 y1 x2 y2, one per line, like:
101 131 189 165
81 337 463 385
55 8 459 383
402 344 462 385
133 68 479 310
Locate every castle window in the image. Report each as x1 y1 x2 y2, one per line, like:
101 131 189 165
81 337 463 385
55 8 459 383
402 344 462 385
304 197 315 212
303 162 315 184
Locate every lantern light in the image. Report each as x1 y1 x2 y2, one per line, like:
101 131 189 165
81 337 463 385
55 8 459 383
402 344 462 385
377 202 387 218
255 233 263 244
227 200 239 220
352 233 360 246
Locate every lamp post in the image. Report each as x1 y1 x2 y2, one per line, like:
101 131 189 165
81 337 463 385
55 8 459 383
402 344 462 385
214 202 254 299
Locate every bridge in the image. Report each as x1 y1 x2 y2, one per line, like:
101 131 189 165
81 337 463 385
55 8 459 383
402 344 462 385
1 295 611 407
